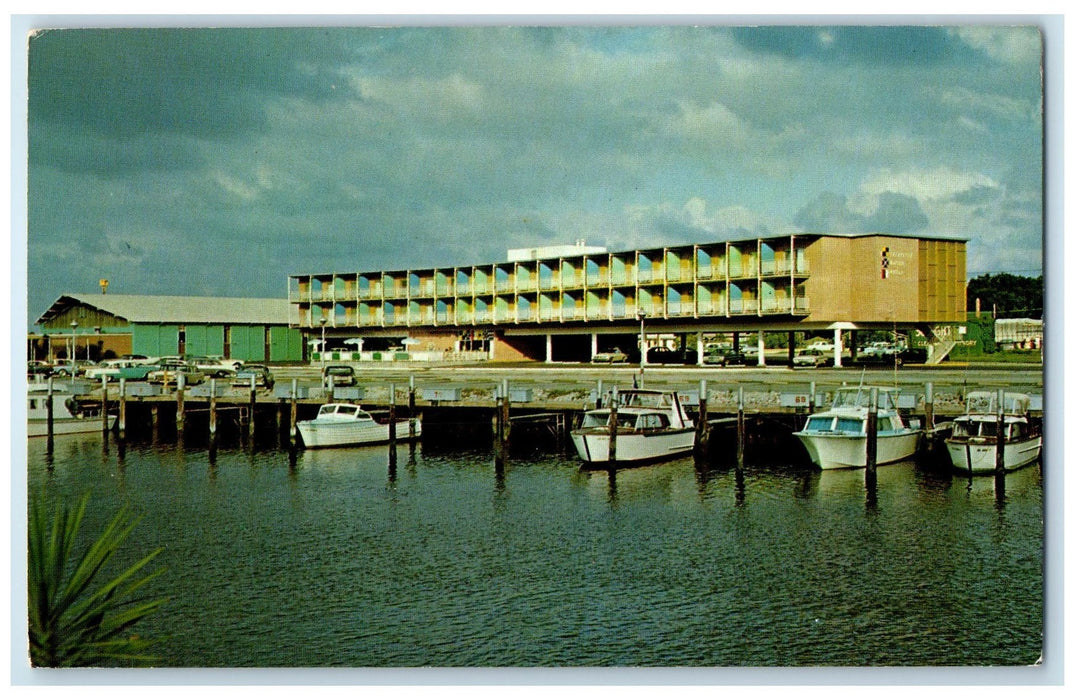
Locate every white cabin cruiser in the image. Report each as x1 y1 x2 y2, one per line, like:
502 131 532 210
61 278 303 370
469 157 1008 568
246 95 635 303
298 403 421 449
571 389 695 465
793 386 921 470
945 391 1041 474
27 383 115 437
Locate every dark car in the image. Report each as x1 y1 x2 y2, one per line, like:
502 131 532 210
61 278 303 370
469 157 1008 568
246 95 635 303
721 351 750 367
644 347 699 365
323 365 357 386
232 364 275 390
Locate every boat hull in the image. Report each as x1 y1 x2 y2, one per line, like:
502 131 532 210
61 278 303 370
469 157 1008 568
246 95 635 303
570 428 695 465
946 437 1041 474
298 418 421 449
794 431 921 470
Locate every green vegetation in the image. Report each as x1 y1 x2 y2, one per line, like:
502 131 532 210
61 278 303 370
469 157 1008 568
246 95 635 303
28 493 166 667
948 345 1042 364
967 273 1043 319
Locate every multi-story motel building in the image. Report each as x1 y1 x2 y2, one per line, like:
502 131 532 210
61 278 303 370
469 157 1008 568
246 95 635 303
288 232 967 367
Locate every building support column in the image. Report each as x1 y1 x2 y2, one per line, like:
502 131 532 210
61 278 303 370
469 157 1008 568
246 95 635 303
833 329 844 368
696 333 705 366
591 333 599 359
756 331 766 366
787 332 796 366
545 333 554 363
488 335 496 361
849 330 858 362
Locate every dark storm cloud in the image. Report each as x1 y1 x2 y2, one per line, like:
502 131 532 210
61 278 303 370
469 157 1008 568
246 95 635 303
28 27 359 172
793 191 927 234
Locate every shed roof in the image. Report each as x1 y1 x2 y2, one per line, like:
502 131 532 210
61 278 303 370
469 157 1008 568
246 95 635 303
37 294 293 326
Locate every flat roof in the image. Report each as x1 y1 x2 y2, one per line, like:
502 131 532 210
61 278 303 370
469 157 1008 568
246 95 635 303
37 293 292 326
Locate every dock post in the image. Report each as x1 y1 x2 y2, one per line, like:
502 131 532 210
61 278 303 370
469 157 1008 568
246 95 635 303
501 379 511 457
388 383 397 446
608 387 618 466
289 378 298 447
150 405 159 442
995 389 1007 474
596 379 603 409
865 387 879 500
118 378 127 441
695 379 709 463
209 378 218 437
494 392 504 468
248 375 257 442
327 374 335 401
176 374 186 429
736 386 745 470
46 377 54 452
101 375 109 436
409 375 417 440
924 381 935 435
809 381 816 415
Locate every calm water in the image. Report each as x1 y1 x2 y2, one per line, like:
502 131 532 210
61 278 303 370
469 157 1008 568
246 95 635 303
26 430 1043 668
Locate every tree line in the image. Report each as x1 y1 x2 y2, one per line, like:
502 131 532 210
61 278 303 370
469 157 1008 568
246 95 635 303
967 273 1043 319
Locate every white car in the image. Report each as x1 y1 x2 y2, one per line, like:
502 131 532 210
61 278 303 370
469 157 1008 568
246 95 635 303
189 356 244 378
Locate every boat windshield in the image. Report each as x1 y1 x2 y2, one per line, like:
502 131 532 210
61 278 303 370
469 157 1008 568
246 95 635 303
580 412 638 429
319 404 360 417
620 392 669 409
804 416 834 431
834 417 864 434
954 419 999 438
831 388 897 410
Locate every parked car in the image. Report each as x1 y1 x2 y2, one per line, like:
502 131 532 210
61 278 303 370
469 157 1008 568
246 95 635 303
27 361 54 378
322 365 356 387
721 351 750 367
147 360 205 386
190 355 243 378
84 358 156 381
49 360 97 377
702 349 726 365
646 347 698 365
592 347 629 363
793 348 832 368
233 364 275 390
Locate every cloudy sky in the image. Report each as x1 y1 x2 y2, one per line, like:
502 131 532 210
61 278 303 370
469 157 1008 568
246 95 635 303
23 23 1045 321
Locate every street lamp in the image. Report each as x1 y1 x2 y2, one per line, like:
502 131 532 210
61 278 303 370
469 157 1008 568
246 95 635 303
637 310 647 389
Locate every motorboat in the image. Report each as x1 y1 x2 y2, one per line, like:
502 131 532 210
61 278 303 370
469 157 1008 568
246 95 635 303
945 391 1041 474
570 389 695 465
298 403 421 449
793 385 921 469
27 383 115 437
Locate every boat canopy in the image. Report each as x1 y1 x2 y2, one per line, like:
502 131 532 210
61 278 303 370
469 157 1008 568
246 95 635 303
830 386 900 410
964 391 1031 416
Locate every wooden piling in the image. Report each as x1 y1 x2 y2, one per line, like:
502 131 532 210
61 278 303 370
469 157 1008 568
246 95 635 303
409 375 417 440
118 378 127 440
924 381 935 434
45 377 54 452
501 379 511 456
101 375 110 435
596 379 603 409
327 374 335 401
736 386 745 470
865 387 879 473
995 389 1007 474
248 375 257 441
808 381 816 415
608 388 618 466
176 374 186 428
695 379 709 461
209 378 218 437
388 383 397 446
289 378 298 446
